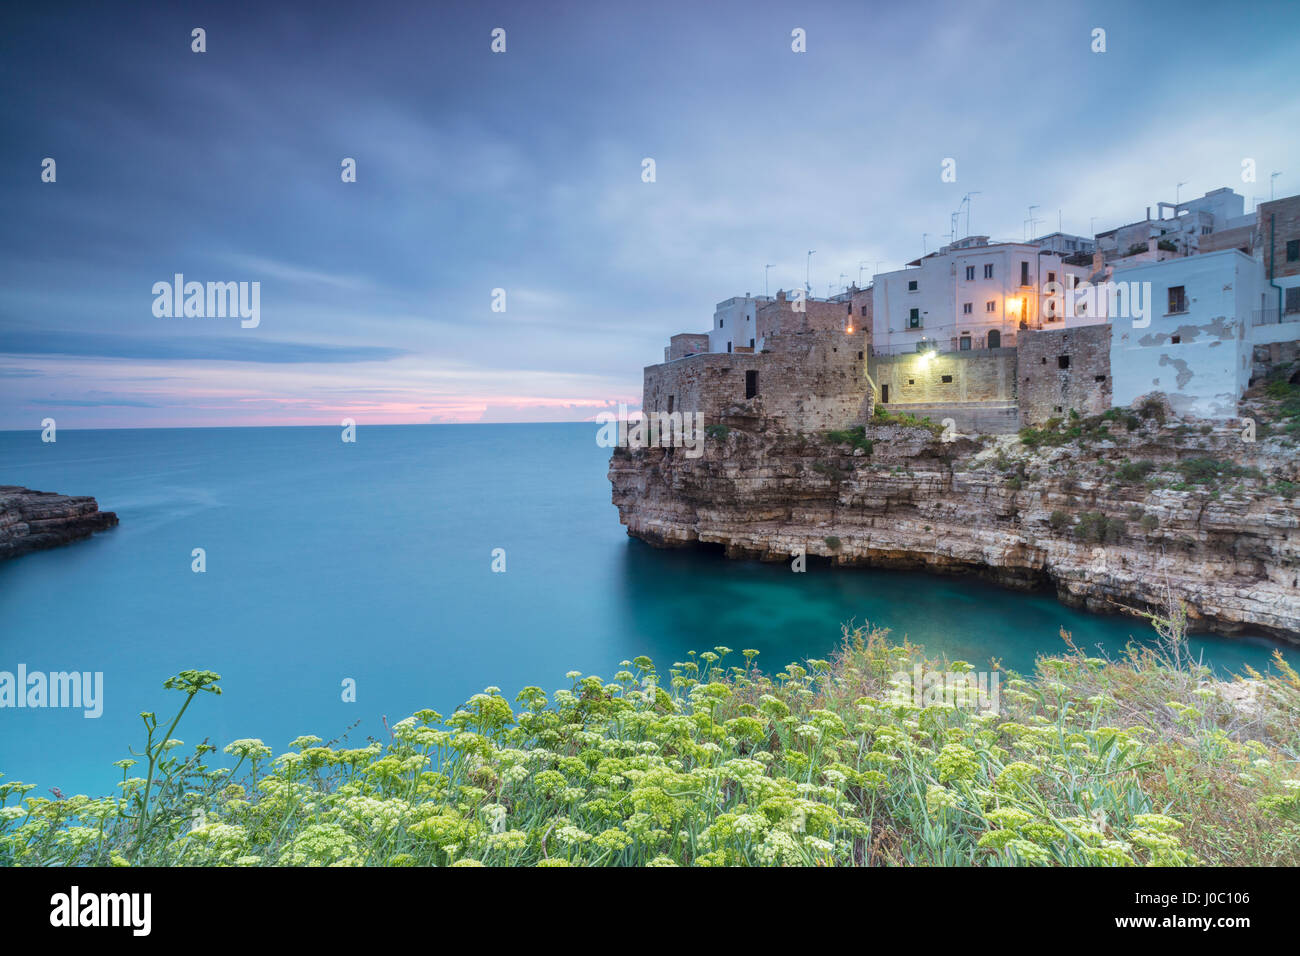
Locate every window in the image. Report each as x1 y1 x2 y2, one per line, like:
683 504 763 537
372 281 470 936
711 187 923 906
1168 285 1187 314
1047 271 1056 285
881 384 889 403
907 379 914 385
941 374 953 384
860 306 867 316
1288 240 1300 262
984 263 994 279
745 370 758 399
846 303 852 313
1095 375 1106 383
1286 287 1300 314
959 336 972 350
1058 355 1070 369
857 351 863 360
719 319 724 327
985 301 996 312
749 338 755 348
963 302 972 314
667 395 674 413
1170 335 1181 344
727 342 732 353
1020 261 1030 286
908 280 918 291
965 265 975 280
909 309 920 328
987 329 1001 348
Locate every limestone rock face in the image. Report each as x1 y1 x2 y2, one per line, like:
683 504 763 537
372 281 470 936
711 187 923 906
0 486 118 560
608 416 1300 643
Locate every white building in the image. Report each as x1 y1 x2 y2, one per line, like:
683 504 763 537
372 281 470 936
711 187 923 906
871 237 1095 356
1097 187 1254 261
1030 232 1096 256
708 294 769 354
1108 249 1263 418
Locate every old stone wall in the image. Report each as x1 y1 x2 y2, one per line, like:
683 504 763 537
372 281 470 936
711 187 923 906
642 330 871 432
1018 324 1113 425
666 333 709 361
757 292 847 340
869 348 1016 405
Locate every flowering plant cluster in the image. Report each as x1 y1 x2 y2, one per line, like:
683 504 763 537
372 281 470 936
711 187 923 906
3 625 1298 867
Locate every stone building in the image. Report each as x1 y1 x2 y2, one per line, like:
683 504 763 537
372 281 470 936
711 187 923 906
643 328 871 433
664 333 709 362
756 291 850 345
1017 325 1113 425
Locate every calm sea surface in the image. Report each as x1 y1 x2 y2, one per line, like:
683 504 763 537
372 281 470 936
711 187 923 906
2 423 1296 796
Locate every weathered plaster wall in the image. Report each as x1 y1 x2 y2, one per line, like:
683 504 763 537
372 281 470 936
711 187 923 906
1109 251 1257 418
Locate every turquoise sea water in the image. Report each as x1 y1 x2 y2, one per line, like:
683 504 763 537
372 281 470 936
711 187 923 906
1 423 1296 797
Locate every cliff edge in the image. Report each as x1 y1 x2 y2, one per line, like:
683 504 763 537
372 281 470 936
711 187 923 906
0 486 119 561
609 392 1300 642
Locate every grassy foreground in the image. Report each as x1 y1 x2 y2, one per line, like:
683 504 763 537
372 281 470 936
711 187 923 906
3 611 1300 867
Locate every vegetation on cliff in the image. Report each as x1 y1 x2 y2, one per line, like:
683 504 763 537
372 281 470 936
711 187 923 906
3 609 1298 867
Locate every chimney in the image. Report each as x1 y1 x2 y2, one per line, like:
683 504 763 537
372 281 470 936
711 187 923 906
776 289 786 304
1146 206 1151 220
1147 236 1158 255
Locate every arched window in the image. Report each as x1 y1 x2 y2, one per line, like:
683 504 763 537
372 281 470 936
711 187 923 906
987 329 1001 349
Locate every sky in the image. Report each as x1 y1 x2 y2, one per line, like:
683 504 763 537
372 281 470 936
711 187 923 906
1 0 1297 429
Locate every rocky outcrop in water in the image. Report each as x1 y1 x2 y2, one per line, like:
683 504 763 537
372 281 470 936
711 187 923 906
0 487 118 560
609 393 1300 643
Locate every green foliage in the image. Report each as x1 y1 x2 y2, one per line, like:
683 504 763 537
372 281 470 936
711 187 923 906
1048 510 1072 532
1114 460 1157 483
824 536 842 551
873 405 944 436
1140 513 1160 533
1137 397 1167 424
1178 458 1263 486
6 623 1300 868
825 426 874 453
1074 511 1125 544
704 424 730 439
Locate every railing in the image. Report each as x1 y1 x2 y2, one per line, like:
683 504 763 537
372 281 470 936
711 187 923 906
1253 308 1300 326
870 335 1017 357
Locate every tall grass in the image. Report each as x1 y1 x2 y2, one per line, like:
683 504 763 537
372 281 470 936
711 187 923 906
3 611 1298 866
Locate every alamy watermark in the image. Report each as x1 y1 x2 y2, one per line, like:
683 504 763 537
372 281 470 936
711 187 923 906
1042 279 1153 328
152 274 260 328
0 665 103 718
888 663 1000 713
596 404 705 458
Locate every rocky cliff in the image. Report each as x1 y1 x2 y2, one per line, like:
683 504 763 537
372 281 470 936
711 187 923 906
0 487 118 561
609 393 1300 643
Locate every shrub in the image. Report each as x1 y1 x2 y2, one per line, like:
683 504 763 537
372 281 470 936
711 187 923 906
8 614 1300 868
1137 397 1167 423
1140 513 1160 532
825 425 873 453
1114 460 1157 483
1074 511 1125 544
705 424 730 439
824 536 841 550
1048 510 1071 532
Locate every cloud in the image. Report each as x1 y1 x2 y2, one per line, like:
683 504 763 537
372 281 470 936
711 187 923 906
1 331 408 364
37 398 160 408
219 254 375 292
